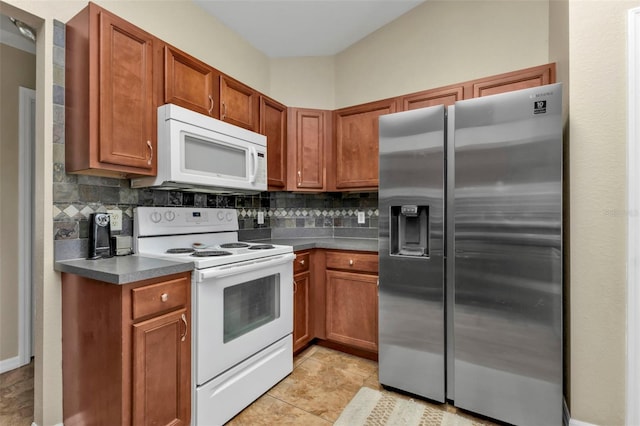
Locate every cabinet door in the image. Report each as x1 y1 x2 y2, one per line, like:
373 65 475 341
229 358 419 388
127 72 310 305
334 99 397 190
469 63 556 98
293 271 312 352
99 10 155 172
401 85 464 110
220 74 260 131
132 308 190 426
163 45 218 117
287 108 328 191
325 270 378 352
260 96 287 189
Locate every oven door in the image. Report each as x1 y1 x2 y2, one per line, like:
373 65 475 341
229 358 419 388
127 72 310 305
194 253 294 385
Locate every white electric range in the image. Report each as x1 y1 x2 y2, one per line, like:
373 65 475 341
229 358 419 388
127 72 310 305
134 206 294 425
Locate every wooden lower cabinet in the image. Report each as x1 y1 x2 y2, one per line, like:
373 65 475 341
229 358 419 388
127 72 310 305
324 250 379 353
293 251 313 352
293 271 312 352
62 271 191 426
132 308 190 426
325 270 379 352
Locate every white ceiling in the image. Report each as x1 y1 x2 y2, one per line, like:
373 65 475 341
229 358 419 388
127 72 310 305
192 0 426 58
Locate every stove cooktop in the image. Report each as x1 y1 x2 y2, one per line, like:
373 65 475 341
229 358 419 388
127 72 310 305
133 207 293 269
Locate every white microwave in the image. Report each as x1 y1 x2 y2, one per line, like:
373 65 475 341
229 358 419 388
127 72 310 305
131 104 267 194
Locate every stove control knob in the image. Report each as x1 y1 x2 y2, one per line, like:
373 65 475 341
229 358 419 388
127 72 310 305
150 211 162 223
226 212 234 221
164 210 176 222
217 211 225 221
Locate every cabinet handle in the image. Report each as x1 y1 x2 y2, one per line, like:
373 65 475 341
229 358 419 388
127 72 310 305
293 281 297 294
297 170 301 187
181 313 188 342
300 259 305 265
147 140 153 166
349 259 354 266
160 293 168 302
222 101 227 120
208 95 214 114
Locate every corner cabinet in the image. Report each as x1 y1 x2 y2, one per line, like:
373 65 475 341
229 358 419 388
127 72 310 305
62 272 191 426
287 108 332 191
65 3 156 177
324 251 379 353
333 99 397 190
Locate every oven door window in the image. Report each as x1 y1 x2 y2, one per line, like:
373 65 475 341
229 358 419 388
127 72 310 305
223 273 280 343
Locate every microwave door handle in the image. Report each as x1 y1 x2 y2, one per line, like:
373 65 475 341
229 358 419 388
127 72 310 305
248 146 258 183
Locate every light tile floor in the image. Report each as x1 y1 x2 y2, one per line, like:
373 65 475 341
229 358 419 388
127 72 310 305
0 346 497 426
227 345 498 425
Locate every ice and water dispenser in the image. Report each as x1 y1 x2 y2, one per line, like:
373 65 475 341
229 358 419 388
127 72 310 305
389 205 429 257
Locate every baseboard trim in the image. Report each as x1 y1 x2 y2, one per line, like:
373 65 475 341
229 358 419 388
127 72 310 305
569 420 598 426
0 356 21 374
564 399 598 426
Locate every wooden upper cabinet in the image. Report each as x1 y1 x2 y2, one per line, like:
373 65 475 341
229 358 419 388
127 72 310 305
65 3 156 177
260 96 287 189
220 74 260 131
287 108 330 191
333 99 397 190
468 63 556 98
401 84 464 110
162 45 219 118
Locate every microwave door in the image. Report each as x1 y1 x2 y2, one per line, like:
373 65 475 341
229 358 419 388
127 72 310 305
182 132 249 182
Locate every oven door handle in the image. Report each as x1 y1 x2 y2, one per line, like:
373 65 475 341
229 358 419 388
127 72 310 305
196 252 295 281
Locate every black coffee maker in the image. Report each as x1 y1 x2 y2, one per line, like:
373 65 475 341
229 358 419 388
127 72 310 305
88 213 113 259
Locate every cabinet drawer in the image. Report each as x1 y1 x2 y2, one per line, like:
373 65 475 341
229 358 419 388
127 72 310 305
294 252 310 274
325 251 378 274
132 277 189 320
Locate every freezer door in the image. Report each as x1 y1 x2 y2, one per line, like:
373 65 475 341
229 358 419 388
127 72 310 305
378 105 446 402
453 83 563 426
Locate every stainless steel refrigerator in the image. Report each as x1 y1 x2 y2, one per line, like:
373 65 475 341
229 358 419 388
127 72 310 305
378 83 563 426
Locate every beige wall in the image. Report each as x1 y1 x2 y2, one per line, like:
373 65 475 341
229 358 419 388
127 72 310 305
0 43 36 362
270 56 335 109
568 1 637 424
1 0 636 424
334 0 550 108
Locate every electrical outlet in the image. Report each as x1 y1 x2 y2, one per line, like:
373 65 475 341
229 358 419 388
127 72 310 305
257 211 265 225
107 209 123 231
357 211 365 224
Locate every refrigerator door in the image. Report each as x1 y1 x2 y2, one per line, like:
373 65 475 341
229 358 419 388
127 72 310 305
378 105 446 402
453 83 563 426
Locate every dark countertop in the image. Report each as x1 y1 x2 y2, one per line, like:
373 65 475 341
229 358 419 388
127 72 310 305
55 238 378 284
257 237 379 253
55 255 194 285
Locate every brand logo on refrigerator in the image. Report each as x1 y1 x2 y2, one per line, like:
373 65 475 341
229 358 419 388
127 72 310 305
534 100 547 114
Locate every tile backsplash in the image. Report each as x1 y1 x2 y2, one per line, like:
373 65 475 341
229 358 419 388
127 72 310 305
52 20 378 261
